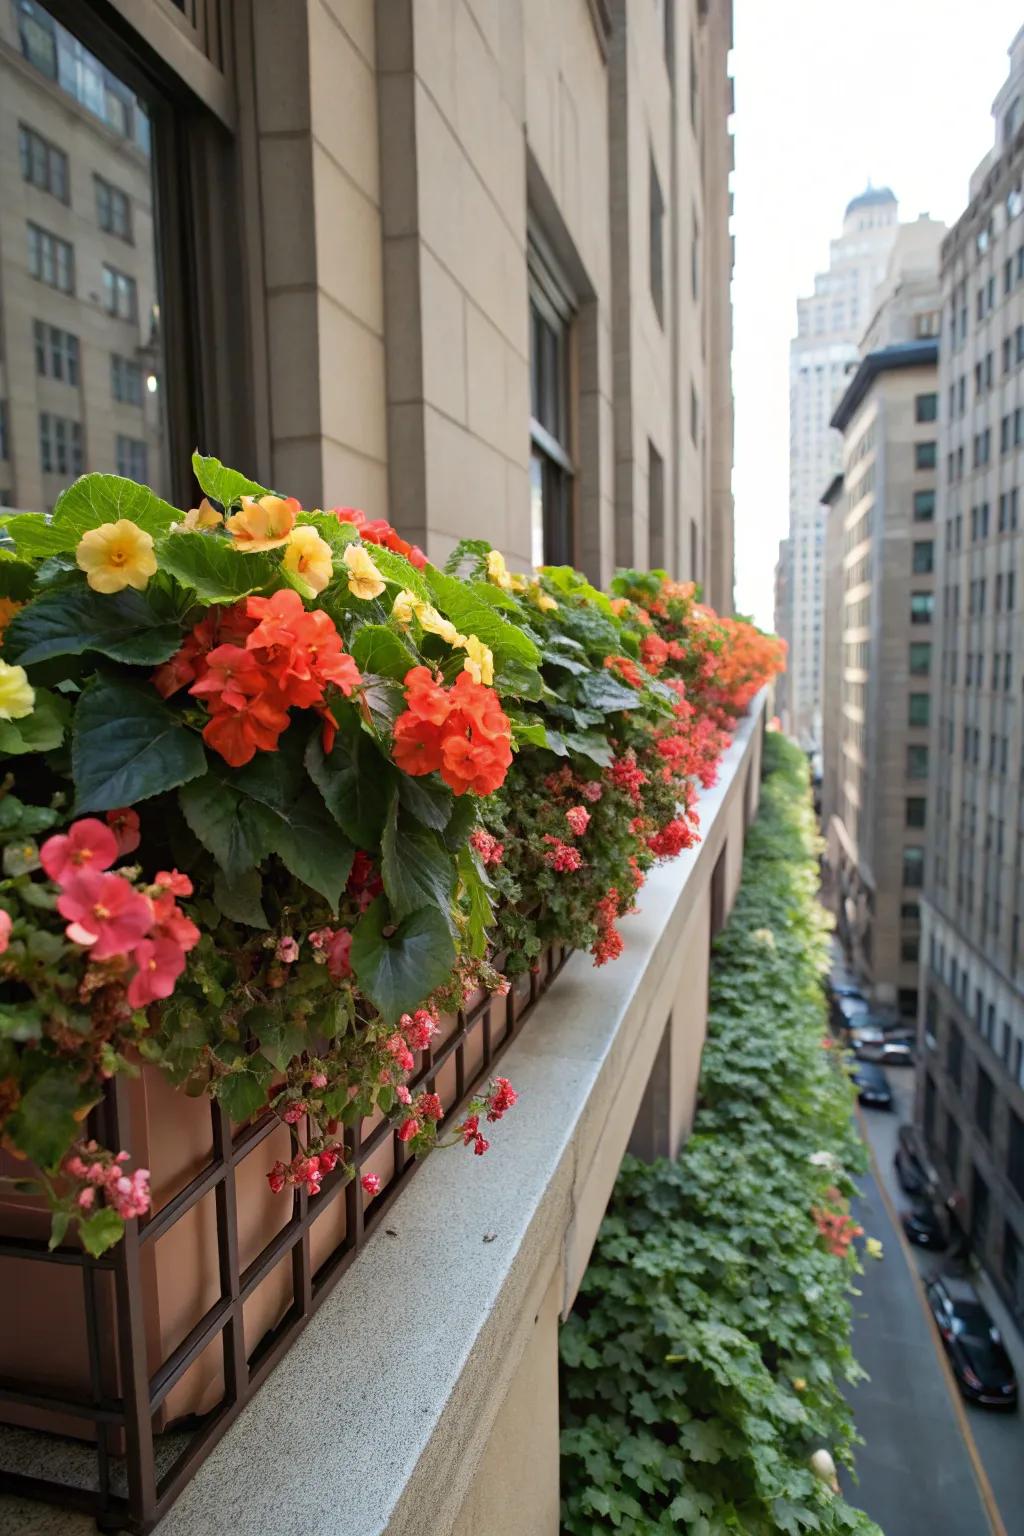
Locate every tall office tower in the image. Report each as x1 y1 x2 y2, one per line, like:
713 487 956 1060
921 26 1024 1328
787 188 902 747
773 535 793 724
823 220 945 1016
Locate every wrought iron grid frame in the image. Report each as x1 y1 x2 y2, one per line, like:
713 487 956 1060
0 945 569 1533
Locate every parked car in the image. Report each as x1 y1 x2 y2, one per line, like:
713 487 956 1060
894 1124 930 1194
855 1030 915 1065
829 977 865 1000
832 992 870 1031
901 1199 947 1250
849 1061 893 1109
925 1276 1018 1408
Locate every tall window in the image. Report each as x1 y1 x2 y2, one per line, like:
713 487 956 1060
902 847 925 888
948 1024 964 1091
975 1068 994 1141
909 641 931 676
28 223 73 292
907 744 929 779
913 489 935 521
648 441 664 569
3 1 173 505
649 153 665 325
528 241 574 567
908 693 930 727
116 435 148 480
915 440 937 469
19 123 68 201
910 591 934 624
915 392 938 422
34 321 79 385
102 264 138 320
95 176 132 241
912 540 934 574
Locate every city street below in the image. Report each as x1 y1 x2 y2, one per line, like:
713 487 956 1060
845 1067 1024 1535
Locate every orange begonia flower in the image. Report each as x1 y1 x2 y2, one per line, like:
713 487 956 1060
225 495 299 551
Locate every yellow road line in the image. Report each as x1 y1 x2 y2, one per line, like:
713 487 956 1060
855 1105 1008 1536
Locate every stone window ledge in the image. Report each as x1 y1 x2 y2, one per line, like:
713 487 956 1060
8 695 767 1536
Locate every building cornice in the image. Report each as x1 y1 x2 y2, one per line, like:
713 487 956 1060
830 341 938 433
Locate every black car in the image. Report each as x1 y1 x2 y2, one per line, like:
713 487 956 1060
925 1276 1018 1408
901 1199 947 1250
894 1124 930 1194
832 993 870 1031
850 1060 892 1109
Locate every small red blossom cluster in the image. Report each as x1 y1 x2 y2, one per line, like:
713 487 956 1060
267 1145 344 1196
608 752 648 805
153 589 362 767
639 633 669 675
812 1193 864 1258
565 806 590 837
454 1076 519 1155
40 817 199 1009
542 834 584 873
308 924 353 980
333 506 426 569
63 1142 151 1219
604 654 645 689
392 666 513 795
647 817 696 859
397 1088 445 1144
592 887 624 966
469 827 505 866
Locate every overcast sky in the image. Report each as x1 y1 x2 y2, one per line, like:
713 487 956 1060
731 1 1023 628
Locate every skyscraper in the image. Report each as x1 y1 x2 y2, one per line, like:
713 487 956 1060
787 188 901 745
823 218 945 1015
920 26 1024 1327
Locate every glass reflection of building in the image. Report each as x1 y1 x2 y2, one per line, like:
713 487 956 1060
0 0 167 510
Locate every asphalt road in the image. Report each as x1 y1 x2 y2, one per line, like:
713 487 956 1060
843 1067 1024 1536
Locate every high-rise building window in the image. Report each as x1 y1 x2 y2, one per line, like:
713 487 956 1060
649 153 665 325
908 693 930 728
910 592 934 624
905 796 927 828
912 540 934 574
948 1024 964 1092
102 264 137 320
19 123 68 202
907 744 929 779
915 392 938 423
27 222 73 292
39 412 83 476
111 355 144 406
976 1068 994 1141
902 847 925 888
528 242 575 567
115 435 148 481
913 489 935 521
95 175 132 241
1009 1111 1024 1201
909 642 931 676
33 321 79 385
915 440 937 469
648 441 664 569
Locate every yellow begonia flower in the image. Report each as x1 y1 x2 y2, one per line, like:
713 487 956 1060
527 580 558 613
343 542 386 601
460 634 494 686
486 548 513 590
417 604 461 646
0 661 35 721
225 494 298 551
864 1236 883 1261
392 590 419 626
76 520 157 594
0 598 24 641
792 1377 807 1393
178 498 223 532
284 525 334 594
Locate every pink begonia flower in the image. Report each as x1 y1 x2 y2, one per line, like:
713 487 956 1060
325 927 352 981
40 819 118 885
401 1009 438 1051
565 806 591 837
105 807 141 856
76 1186 96 1209
396 1084 412 1104
361 1173 382 1197
397 1116 421 1142
127 937 188 1009
57 871 152 959
310 1071 328 1089
0 909 11 954
276 935 300 964
154 869 193 898
110 1168 150 1219
150 893 200 951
